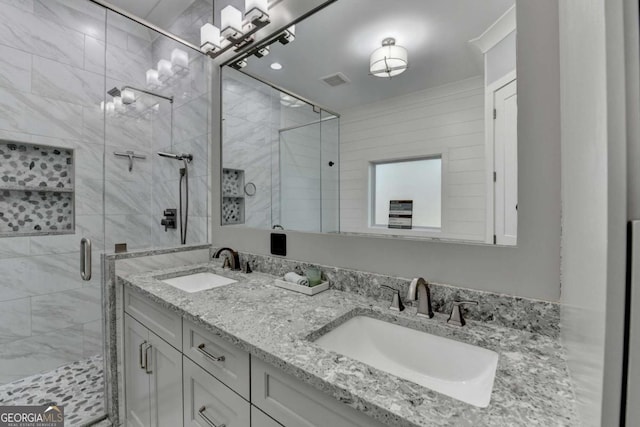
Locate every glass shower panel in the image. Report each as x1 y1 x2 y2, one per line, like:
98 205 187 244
0 0 107 423
320 112 340 233
279 111 322 233
104 11 210 250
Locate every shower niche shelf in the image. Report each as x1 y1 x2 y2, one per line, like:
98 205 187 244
0 141 75 237
222 168 245 225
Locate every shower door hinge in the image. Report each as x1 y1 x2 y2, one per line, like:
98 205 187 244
493 235 497 245
493 108 497 119
493 171 497 182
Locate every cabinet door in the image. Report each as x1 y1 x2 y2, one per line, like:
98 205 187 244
183 357 250 427
148 330 183 427
251 406 283 427
124 314 151 427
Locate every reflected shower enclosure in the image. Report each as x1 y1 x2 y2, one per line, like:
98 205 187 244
222 68 339 233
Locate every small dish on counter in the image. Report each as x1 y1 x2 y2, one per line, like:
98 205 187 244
273 278 329 295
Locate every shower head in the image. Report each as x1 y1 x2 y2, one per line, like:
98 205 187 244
157 152 193 162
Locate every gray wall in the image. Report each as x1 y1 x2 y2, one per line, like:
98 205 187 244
211 0 561 302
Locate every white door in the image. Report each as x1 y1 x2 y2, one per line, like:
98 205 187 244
494 79 518 245
148 331 183 427
124 314 151 427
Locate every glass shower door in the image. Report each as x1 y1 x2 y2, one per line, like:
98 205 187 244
0 0 107 424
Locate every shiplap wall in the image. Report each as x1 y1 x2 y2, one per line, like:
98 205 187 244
339 76 487 241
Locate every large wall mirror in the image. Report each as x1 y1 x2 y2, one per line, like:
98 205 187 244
221 0 517 245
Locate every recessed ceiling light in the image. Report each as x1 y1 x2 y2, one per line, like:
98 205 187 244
270 62 283 70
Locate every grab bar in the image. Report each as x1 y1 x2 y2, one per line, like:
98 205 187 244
80 238 92 281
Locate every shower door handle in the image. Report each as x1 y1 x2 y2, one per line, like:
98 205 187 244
80 238 92 281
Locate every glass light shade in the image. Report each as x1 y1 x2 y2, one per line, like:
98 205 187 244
113 96 124 112
245 0 268 22
370 40 408 78
105 101 115 115
200 23 220 52
221 5 243 39
171 48 189 76
146 69 161 88
279 25 295 44
99 101 105 112
157 59 174 82
121 89 135 105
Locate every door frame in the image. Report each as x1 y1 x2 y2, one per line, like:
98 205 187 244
484 70 517 244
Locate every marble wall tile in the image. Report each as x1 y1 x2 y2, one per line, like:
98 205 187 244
31 286 101 334
84 36 105 75
29 214 104 256
0 236 30 259
83 319 103 358
173 94 209 143
105 180 151 216
75 178 103 215
0 44 31 92
105 214 153 251
31 14 85 69
23 92 84 139
0 326 84 385
0 0 33 12
0 298 31 344
33 0 105 41
0 3 34 52
32 56 104 107
104 40 150 87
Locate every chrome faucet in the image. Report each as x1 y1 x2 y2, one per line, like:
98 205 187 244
447 301 478 327
381 285 405 311
406 277 434 318
212 247 241 271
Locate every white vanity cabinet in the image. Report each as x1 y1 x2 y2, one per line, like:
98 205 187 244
122 287 389 427
124 314 183 427
183 357 250 427
251 358 387 427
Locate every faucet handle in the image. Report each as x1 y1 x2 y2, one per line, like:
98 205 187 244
381 285 405 312
447 300 478 327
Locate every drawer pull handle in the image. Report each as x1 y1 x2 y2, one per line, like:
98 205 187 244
197 343 225 362
139 341 147 369
144 344 153 374
198 406 226 427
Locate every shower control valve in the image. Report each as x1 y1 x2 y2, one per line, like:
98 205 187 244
161 209 177 232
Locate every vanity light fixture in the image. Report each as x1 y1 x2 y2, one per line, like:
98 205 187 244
157 59 174 82
270 62 283 70
170 48 189 76
221 5 244 39
230 58 248 70
146 69 162 89
199 1 272 60
255 45 270 58
370 38 409 78
278 25 295 45
245 0 269 23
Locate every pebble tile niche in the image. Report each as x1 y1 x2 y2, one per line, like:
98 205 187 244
222 168 245 225
0 141 74 236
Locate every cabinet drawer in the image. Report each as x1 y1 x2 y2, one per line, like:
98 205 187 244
183 319 250 399
251 406 283 427
124 286 182 349
251 358 387 427
183 357 250 427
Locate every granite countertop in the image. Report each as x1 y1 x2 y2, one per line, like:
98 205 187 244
119 263 579 427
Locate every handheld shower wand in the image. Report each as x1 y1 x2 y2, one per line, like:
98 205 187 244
157 152 193 244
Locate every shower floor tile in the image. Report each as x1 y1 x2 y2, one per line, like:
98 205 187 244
0 354 105 426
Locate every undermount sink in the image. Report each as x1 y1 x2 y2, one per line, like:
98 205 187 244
314 316 498 407
162 272 237 293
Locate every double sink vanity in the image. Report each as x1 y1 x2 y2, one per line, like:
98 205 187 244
112 248 579 427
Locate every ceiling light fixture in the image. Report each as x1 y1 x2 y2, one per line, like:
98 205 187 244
369 38 408 78
270 62 283 70
199 0 272 60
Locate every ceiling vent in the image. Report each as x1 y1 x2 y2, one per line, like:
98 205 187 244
320 72 351 87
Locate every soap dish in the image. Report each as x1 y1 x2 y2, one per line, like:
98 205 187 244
273 279 329 295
